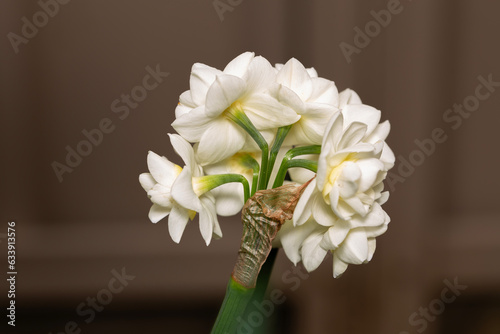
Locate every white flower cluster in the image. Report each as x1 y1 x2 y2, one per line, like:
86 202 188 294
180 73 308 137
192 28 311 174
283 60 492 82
139 52 394 277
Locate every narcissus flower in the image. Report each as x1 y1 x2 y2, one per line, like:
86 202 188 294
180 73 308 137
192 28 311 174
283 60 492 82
282 106 394 277
139 134 221 245
172 52 300 165
272 58 339 146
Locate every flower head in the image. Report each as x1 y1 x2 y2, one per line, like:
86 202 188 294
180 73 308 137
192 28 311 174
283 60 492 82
172 52 300 165
139 134 221 245
281 104 394 277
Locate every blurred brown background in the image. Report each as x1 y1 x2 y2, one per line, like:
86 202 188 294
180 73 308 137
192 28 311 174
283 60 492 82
1 0 500 333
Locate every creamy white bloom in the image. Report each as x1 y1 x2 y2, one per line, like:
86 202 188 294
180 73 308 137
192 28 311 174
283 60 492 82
283 105 394 277
139 134 221 245
272 58 339 146
172 52 300 165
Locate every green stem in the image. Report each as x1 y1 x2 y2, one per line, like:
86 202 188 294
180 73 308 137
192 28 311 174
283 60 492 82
272 145 321 189
211 278 254 334
225 107 269 192
265 125 293 188
195 173 250 203
236 153 260 197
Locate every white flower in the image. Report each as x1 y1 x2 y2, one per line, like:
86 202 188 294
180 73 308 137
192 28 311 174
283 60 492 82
172 52 300 165
272 58 340 146
282 105 394 277
139 134 221 245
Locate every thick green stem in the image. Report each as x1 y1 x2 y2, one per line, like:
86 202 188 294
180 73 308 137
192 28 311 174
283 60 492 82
211 278 254 334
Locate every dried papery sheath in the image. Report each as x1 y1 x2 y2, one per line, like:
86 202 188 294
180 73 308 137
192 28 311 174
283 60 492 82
232 180 312 288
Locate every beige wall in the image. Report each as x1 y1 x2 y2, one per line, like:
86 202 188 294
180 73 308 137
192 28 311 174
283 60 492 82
1 0 500 333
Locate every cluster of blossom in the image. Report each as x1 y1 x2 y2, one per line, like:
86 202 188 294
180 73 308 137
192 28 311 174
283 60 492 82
139 52 395 277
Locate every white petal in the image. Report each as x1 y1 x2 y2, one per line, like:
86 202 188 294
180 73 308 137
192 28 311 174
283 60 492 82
199 195 219 245
377 191 389 205
332 252 349 278
168 205 190 243
292 104 337 145
279 219 318 265
380 143 395 170
223 51 255 77
171 167 202 212
366 120 390 143
293 179 316 226
321 220 351 249
189 63 222 106
244 56 277 94
168 134 197 171
309 77 339 105
148 204 170 223
301 232 328 272
139 173 156 192
356 158 385 193
338 88 362 107
341 104 381 137
336 229 369 265
289 165 316 185
367 238 376 261
147 151 181 186
171 106 214 142
276 58 313 101
348 202 386 228
337 162 361 198
243 93 300 130
196 119 246 165
337 122 367 150
317 111 343 189
312 194 336 227
212 183 245 216
205 75 246 117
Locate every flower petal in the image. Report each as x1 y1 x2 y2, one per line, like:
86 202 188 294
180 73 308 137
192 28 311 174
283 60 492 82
199 195 219 245
279 219 318 265
189 63 222 106
171 106 214 142
338 88 362 107
243 93 300 130
139 173 155 192
309 77 339 105
244 56 277 94
196 119 246 165
147 151 181 186
341 104 381 137
276 58 313 101
148 204 170 223
223 51 255 77
212 183 245 216
336 229 369 265
171 167 202 212
205 75 246 117
168 205 190 243
293 179 317 226
312 194 337 227
302 232 328 272
332 252 349 278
